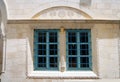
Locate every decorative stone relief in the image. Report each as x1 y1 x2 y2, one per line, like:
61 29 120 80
50 11 56 17
67 11 74 17
33 7 91 19
58 10 66 18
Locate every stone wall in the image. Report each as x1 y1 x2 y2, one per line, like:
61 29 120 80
5 0 120 19
0 0 120 82
1 20 119 82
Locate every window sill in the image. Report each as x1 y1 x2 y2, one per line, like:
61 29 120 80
28 71 98 79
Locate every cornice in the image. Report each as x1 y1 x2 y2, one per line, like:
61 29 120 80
7 19 120 24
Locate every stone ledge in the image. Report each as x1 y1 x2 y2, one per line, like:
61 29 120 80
7 19 120 24
27 71 99 79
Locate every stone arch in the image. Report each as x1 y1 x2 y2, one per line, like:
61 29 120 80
30 2 95 19
32 6 92 19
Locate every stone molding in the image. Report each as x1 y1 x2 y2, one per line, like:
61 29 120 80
32 7 92 19
27 71 98 79
7 20 120 24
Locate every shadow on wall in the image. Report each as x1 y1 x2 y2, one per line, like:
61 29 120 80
80 0 92 7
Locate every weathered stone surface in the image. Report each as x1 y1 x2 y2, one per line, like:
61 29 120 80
1 22 119 82
5 0 120 19
1 0 120 82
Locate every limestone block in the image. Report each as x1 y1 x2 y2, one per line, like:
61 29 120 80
95 24 119 78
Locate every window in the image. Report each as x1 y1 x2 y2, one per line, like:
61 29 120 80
66 30 92 70
30 29 98 78
34 30 59 70
34 29 92 71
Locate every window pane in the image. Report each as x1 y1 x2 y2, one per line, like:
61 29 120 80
80 32 88 43
38 50 46 55
80 50 88 55
49 32 57 42
38 44 46 49
38 57 46 67
38 32 46 43
68 57 77 68
68 44 77 55
34 30 59 70
38 44 46 55
80 57 89 63
80 44 88 49
49 44 57 55
80 44 89 55
80 57 89 68
68 32 77 43
80 64 89 68
49 57 58 68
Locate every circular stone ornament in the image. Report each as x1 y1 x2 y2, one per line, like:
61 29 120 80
58 10 66 18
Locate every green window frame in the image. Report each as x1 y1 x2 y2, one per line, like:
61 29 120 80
66 29 92 70
34 29 59 70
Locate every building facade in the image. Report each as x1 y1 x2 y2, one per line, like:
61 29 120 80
0 0 120 82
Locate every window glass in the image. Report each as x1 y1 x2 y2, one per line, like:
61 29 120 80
34 30 59 70
66 30 91 70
